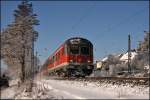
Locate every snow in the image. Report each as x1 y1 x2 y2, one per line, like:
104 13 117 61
101 57 108 62
120 52 137 62
144 65 149 70
35 78 149 99
1 77 149 99
0 80 19 99
101 52 138 63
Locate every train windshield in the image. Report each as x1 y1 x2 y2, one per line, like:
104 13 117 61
81 46 89 55
70 45 79 54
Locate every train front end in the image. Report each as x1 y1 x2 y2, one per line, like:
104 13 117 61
65 37 94 77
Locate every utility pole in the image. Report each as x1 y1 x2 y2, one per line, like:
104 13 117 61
128 34 131 74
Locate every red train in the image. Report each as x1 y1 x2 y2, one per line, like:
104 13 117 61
43 37 94 77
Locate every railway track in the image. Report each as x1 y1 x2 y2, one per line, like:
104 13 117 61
50 76 149 86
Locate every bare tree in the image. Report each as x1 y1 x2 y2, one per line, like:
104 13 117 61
137 31 149 52
1 1 39 83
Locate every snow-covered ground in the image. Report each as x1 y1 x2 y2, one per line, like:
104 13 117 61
1 77 149 99
36 77 149 99
1 86 18 99
1 79 19 99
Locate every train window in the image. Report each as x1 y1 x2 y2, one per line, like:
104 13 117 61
70 45 79 54
51 59 53 63
50 58 53 64
64 45 68 54
52 56 55 62
58 52 60 60
56 52 59 61
49 59 51 64
55 54 57 61
81 47 89 55
62 48 64 55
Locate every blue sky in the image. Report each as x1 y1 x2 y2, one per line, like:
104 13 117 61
1 1 149 64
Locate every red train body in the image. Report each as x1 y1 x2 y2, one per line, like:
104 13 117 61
44 37 94 77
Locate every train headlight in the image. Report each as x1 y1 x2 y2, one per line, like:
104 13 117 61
70 60 73 62
88 60 91 63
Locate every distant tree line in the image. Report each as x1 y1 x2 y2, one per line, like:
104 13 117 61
137 31 149 52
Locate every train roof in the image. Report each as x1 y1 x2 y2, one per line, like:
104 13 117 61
64 37 92 45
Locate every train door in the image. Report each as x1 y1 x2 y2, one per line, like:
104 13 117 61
70 45 79 63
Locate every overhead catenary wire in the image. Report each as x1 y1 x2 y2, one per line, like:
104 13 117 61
105 7 148 33
71 4 148 33
105 7 148 51
71 2 96 31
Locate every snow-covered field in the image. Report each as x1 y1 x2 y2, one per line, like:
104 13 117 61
1 77 149 99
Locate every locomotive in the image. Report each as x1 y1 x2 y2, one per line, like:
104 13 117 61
43 37 94 77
